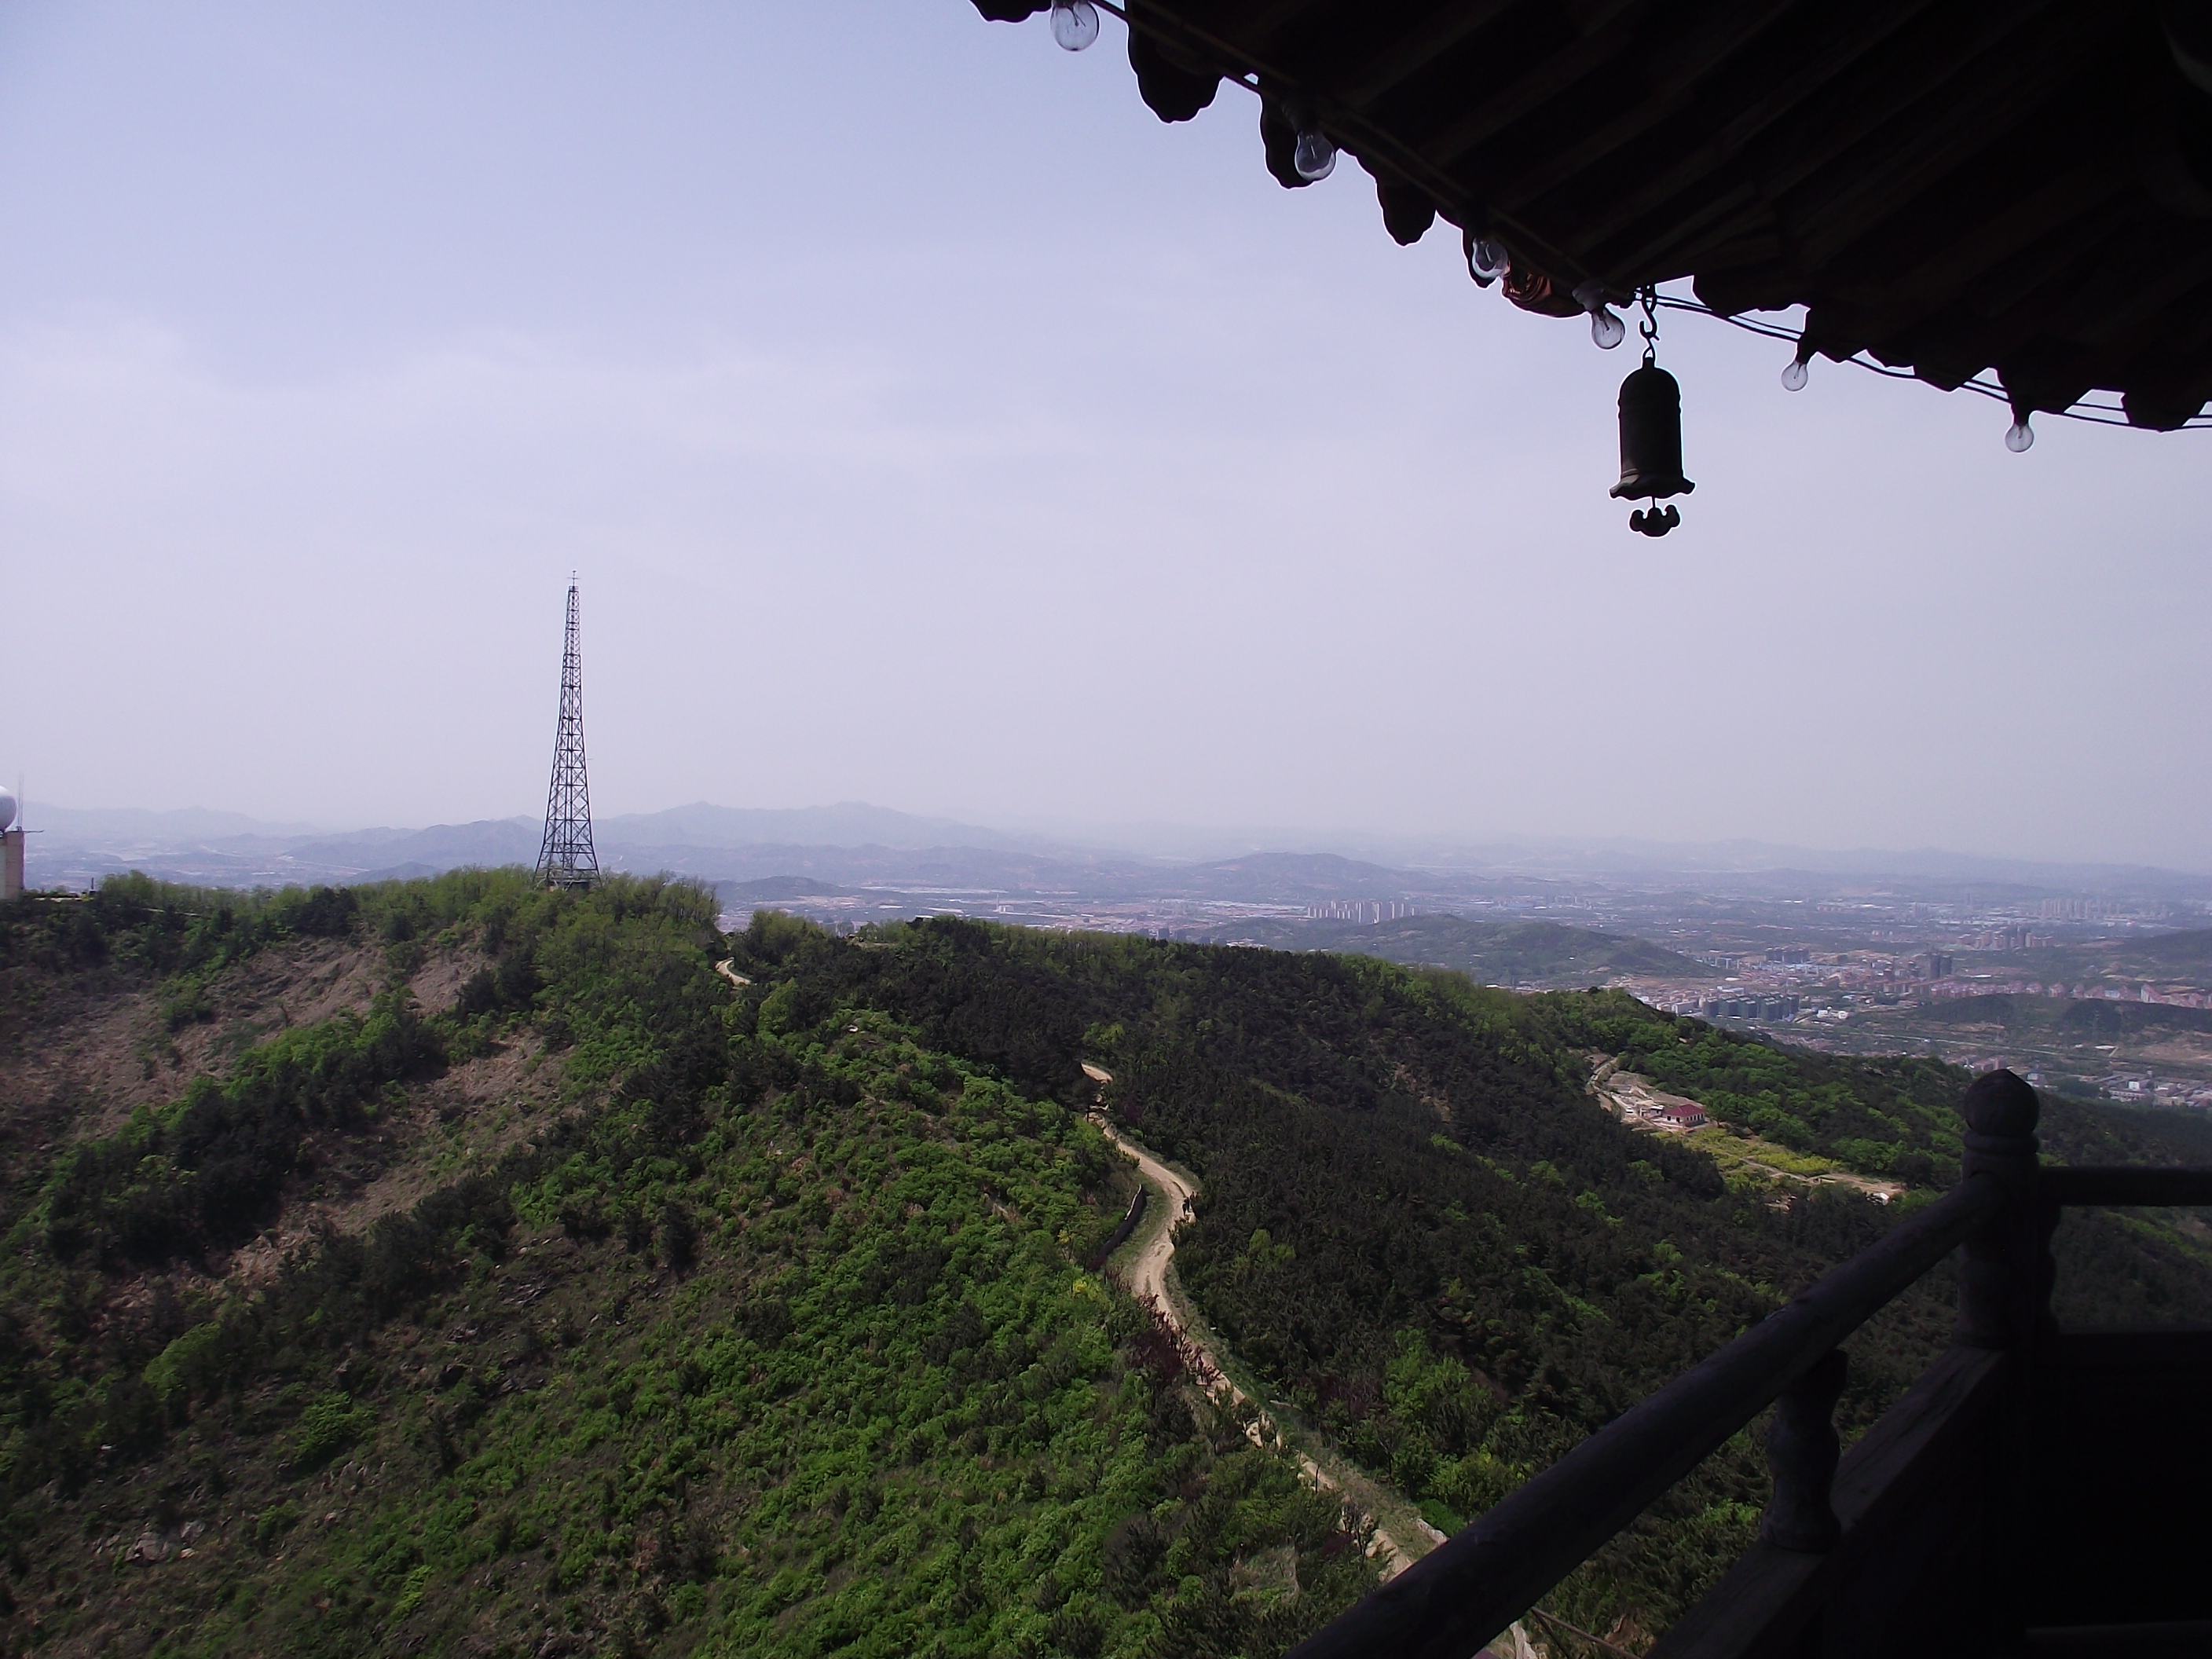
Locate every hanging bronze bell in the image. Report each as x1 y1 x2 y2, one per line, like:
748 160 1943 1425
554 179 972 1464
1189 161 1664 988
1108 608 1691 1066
1610 361 1694 507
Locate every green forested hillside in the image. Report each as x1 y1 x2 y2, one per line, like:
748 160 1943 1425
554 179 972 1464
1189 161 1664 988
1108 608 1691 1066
736 923 1945 1636
1524 998 1972 1185
0 879 1371 1658
1523 993 2212 1188
1198 914 1701 987
740 917 2212 1640
2130 926 2212 968
4 890 2207 1657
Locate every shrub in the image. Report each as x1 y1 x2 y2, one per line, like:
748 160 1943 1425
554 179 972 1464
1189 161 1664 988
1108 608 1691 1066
288 1392 375 1470
255 1503 301 1551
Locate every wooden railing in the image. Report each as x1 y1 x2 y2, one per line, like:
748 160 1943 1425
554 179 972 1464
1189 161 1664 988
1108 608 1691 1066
1287 1071 2212 1659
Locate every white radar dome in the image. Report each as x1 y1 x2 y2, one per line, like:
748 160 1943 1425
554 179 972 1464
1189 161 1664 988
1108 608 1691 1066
0 788 15 831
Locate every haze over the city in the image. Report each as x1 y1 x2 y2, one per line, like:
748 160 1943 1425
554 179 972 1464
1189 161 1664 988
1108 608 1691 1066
3 2 2207 867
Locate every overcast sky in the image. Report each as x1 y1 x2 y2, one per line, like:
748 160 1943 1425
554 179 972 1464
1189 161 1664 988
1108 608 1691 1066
2 2 2206 867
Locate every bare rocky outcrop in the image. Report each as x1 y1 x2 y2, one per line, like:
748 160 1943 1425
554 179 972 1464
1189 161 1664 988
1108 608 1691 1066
0 936 385 1141
2 930 566 1306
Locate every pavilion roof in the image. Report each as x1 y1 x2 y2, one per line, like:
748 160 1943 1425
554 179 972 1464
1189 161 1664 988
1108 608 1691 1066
977 0 2212 429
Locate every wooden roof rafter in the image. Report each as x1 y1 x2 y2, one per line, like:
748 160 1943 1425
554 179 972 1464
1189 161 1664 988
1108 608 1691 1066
972 0 2212 429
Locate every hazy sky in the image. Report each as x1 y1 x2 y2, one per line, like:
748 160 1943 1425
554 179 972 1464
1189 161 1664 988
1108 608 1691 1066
2 2 2207 866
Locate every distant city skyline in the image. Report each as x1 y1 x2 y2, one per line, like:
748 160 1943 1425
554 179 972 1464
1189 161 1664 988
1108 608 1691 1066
3 3 2207 867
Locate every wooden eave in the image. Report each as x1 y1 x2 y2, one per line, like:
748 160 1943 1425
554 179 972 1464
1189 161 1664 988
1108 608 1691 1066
977 0 2212 427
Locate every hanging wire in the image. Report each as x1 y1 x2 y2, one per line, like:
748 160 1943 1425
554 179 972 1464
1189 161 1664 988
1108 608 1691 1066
1090 0 1264 90
1650 295 2211 430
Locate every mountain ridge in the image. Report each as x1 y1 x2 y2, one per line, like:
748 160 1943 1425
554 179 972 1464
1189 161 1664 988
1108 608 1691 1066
26 801 2212 891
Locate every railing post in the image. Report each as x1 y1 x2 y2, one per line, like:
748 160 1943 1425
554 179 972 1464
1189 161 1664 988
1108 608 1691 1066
1760 1347 1846 1551
1950 1068 2045 1651
1954 1069 2044 1353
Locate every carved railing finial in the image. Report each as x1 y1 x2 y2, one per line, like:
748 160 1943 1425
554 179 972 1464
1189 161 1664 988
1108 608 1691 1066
1961 1068 2040 1141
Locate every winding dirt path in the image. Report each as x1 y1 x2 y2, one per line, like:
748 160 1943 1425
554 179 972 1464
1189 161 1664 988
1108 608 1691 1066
1079 1062 1434 1580
1089 1093 1195 1317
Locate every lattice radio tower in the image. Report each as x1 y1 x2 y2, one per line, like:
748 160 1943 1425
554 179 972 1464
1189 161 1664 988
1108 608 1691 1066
535 579 599 889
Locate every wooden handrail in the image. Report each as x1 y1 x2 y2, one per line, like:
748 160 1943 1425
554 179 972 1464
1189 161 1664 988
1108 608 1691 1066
1286 1174 2007 1659
2038 1166 2212 1208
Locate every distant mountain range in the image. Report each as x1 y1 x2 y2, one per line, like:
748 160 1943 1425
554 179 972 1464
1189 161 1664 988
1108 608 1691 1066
597 802 1044 853
1395 837 2212 897
702 849 1459 908
24 800 2212 903
25 803 326 840
31 800 1036 859
26 805 1456 907
26 801 1064 890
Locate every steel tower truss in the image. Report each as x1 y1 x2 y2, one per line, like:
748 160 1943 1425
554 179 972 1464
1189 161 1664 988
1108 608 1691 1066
535 581 599 889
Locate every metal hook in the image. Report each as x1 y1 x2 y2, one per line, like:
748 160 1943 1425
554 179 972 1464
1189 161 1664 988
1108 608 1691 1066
1638 287 1660 365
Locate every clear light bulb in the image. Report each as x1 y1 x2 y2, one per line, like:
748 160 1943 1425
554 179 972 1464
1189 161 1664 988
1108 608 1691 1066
1471 238 1510 280
1293 128 1336 181
1781 357 1808 392
2005 417 2034 452
1591 309 1625 349
1050 0 1099 51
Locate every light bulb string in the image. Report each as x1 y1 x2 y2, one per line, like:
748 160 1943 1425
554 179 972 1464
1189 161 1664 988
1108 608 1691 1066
1081 0 1590 291
1077 6 2208 433
1649 295 2210 430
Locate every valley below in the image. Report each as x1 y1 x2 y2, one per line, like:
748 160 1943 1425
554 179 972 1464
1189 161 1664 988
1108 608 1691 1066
1 874 2208 1658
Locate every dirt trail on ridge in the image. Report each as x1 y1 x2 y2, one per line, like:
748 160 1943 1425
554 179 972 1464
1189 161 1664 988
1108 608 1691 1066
1079 1061 1439 1580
